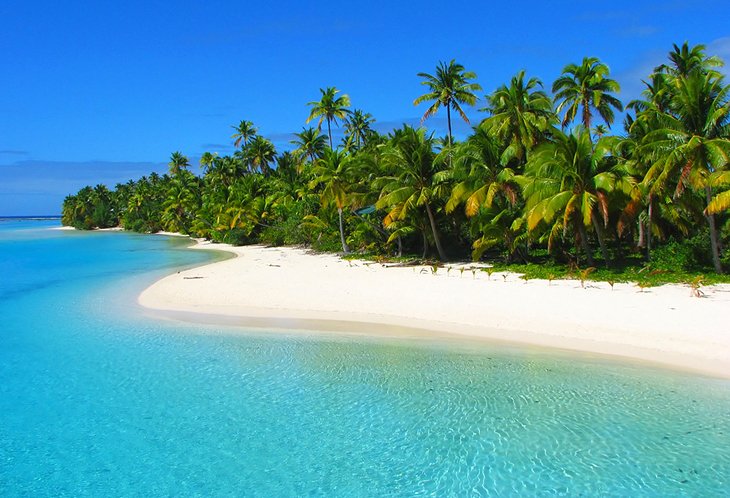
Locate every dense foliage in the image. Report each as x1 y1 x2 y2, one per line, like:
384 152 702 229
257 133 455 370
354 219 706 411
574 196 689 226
63 43 730 274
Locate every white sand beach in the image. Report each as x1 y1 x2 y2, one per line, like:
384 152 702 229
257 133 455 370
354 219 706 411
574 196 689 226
139 239 730 378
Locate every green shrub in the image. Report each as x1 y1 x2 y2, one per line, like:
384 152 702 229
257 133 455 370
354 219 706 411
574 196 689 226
221 228 253 246
651 241 695 271
261 211 310 246
310 231 341 252
651 230 713 271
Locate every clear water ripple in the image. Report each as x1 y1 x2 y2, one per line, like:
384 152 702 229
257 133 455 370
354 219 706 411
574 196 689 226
0 220 728 496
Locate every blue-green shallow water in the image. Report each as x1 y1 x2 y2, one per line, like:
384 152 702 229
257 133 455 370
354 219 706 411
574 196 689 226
1 220 729 497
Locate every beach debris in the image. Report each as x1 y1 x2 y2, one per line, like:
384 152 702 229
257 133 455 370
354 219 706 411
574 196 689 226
183 276 204 279
566 261 578 279
636 281 651 293
689 276 705 298
578 267 596 288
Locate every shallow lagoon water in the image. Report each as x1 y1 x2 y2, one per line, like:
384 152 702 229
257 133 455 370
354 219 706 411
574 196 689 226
1 220 729 496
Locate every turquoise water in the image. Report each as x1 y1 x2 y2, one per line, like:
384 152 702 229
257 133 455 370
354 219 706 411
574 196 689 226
1 220 729 497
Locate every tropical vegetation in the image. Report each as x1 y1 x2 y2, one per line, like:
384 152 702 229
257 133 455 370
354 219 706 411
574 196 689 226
62 43 730 278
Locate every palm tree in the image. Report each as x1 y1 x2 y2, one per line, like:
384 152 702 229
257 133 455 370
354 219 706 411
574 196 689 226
91 184 116 228
414 60 482 146
628 72 672 114
306 87 351 148
552 57 623 130
291 127 327 165
61 194 78 227
706 171 730 214
376 126 448 260
71 186 95 229
168 151 190 175
623 59 702 259
124 173 166 232
658 42 724 79
245 136 277 176
200 152 218 173
343 109 375 151
439 125 525 261
481 70 555 165
202 155 243 190
231 120 258 149
232 148 250 173
616 112 659 259
162 170 200 233
216 174 267 236
274 151 297 178
267 151 307 210
642 69 730 273
440 124 512 216
111 181 134 224
309 149 354 253
521 126 633 266
593 124 608 139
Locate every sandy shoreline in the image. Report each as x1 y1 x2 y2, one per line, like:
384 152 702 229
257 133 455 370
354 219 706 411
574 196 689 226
138 238 730 379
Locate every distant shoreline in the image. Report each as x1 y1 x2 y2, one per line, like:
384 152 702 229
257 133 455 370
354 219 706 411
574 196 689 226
0 215 61 220
138 236 730 380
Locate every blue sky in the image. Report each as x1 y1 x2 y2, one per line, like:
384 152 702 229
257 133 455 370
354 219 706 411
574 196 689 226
1 0 729 215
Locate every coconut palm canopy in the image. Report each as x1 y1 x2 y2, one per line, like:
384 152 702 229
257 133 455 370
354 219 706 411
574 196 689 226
552 57 623 130
414 60 482 145
63 43 730 274
306 87 351 149
7 1 729 218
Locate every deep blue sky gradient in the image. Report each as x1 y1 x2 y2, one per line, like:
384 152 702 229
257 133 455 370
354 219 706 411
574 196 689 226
1 0 729 214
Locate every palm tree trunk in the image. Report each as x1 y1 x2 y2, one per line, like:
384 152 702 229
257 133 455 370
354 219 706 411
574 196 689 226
637 218 646 249
397 236 402 258
337 207 349 254
613 228 624 260
582 101 592 133
591 212 610 266
425 203 446 261
422 231 428 259
576 219 595 266
705 187 723 274
646 200 653 261
446 105 453 146
327 118 333 149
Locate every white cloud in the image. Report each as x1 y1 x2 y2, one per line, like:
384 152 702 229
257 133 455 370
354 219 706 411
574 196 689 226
614 52 665 104
708 37 730 75
619 25 659 38
614 36 730 105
